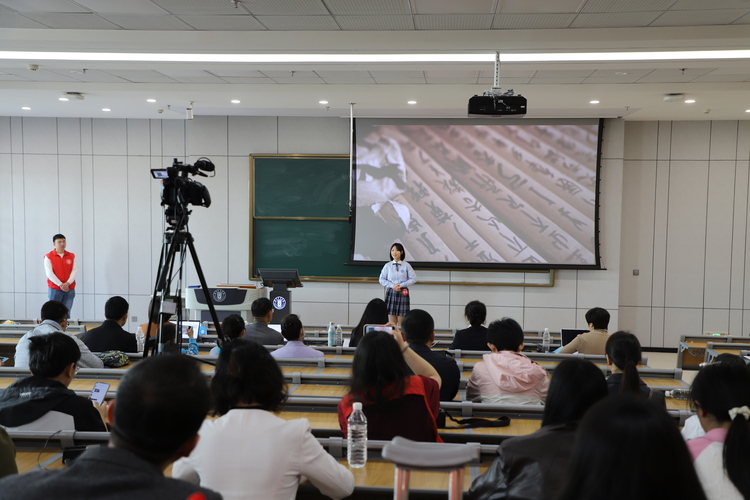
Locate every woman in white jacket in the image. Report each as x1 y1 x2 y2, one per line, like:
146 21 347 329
172 339 354 500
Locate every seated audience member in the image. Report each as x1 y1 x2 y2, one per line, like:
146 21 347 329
558 306 610 354
0 333 107 431
558 395 707 500
338 329 442 442
209 313 245 356
15 300 103 369
0 355 221 499
467 318 549 405
688 363 750 500
81 296 137 353
682 353 747 441
349 298 388 348
173 339 354 500
469 359 608 500
0 428 17 479
450 300 490 351
158 323 198 355
605 331 665 409
245 298 284 345
271 314 324 359
401 309 460 401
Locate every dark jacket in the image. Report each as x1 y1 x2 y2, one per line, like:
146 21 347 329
469 422 578 500
450 325 491 351
82 319 137 353
409 343 461 401
0 446 222 500
0 376 105 432
606 373 666 410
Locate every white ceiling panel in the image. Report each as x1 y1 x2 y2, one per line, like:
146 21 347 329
209 69 267 77
241 0 329 15
425 77 479 84
218 77 276 83
335 15 414 30
0 74 29 81
371 76 426 83
414 14 492 29
45 68 128 83
0 0 87 13
72 0 168 14
319 77 376 83
581 0 676 13
478 77 531 84
499 0 583 14
670 0 750 10
0 8 48 27
635 75 703 83
269 77 325 84
177 15 266 30
104 70 177 83
534 69 595 78
323 0 411 15
479 69 535 78
528 77 587 84
256 15 340 30
425 71 480 78
314 70 371 78
21 12 121 28
261 70 319 78
2 68 79 81
370 71 425 78
100 14 193 30
704 66 750 76
412 0 494 15
646 68 713 77
690 74 750 82
651 9 748 26
570 11 661 28
150 0 244 15
731 12 750 23
493 13 577 29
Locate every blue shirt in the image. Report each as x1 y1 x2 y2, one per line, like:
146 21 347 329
270 341 324 359
379 260 417 289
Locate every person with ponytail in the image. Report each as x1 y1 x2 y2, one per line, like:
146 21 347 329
604 331 665 409
688 363 750 500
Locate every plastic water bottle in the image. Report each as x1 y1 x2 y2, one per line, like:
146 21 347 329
328 322 335 347
347 402 368 468
335 324 343 347
136 326 145 352
666 389 690 400
542 328 551 352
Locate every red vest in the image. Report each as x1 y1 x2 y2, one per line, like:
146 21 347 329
46 249 76 290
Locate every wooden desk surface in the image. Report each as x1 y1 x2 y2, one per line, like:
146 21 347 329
16 449 65 474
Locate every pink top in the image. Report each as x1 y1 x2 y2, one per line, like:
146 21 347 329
687 427 727 460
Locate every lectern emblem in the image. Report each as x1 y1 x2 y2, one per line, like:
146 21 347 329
212 289 227 302
273 296 287 310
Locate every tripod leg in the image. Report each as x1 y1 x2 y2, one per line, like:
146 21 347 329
145 230 182 357
184 234 225 344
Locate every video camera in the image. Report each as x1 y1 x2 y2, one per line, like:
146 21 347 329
151 158 214 227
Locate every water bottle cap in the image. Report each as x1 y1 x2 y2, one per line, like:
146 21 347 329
352 402 362 411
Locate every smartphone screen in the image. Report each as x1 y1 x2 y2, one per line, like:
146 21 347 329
364 324 394 335
89 382 110 405
0 357 8 362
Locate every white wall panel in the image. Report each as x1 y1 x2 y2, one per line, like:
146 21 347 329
730 160 749 310
0 294 15 319
651 160 671 308
277 117 349 154
410 283 449 306
57 118 81 156
738 121 750 161
650 307 665 347
79 153 96 309
702 308 729 334
227 156 251 282
623 121 658 160
619 160 656 307
161 120 186 158
149 120 162 157
524 270 576 308
22 117 57 155
729 309 743 336
229 116 278 155
25 293 49 320
450 285 523 309
480 305 525 327
601 118 624 160
57 155 84 297
92 156 129 293
92 119 127 156
10 118 23 153
523 307 576 331
127 156 154 295
0 117 10 154
710 121 738 160
80 119 93 156
656 121 672 161
23 155 59 294
187 116 228 157
670 121 711 161
664 161 709 308
294 301 346 326
663 307 703 347
294 282 348 303
0 154 13 292
703 160 735 308
618 305 652 346
127 119 150 157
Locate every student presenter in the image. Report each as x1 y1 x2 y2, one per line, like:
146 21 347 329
379 243 416 325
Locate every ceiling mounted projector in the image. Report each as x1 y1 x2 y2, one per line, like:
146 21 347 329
663 93 685 102
468 51 527 117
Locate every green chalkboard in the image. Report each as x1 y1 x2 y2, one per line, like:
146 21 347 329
253 156 351 218
251 155 381 280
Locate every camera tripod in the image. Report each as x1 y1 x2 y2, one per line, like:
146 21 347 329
145 210 225 357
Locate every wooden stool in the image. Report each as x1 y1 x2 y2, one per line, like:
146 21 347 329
382 437 479 500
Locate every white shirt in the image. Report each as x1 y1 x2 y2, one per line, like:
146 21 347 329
44 252 78 287
379 260 416 289
172 409 354 500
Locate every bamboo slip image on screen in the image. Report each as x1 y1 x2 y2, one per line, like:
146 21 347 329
351 118 601 268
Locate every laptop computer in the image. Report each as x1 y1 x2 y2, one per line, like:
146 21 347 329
560 328 589 346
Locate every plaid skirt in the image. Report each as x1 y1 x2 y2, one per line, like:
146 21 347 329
385 287 410 316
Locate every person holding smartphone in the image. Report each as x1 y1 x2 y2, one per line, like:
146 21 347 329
379 243 417 326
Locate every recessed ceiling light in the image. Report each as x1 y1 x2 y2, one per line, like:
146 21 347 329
231 99 240 104
590 100 599 104
615 72 628 75
407 100 417 105
21 107 30 110
319 100 328 104
59 97 69 101
746 109 750 113
102 108 111 112
147 98 156 103
685 99 696 104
